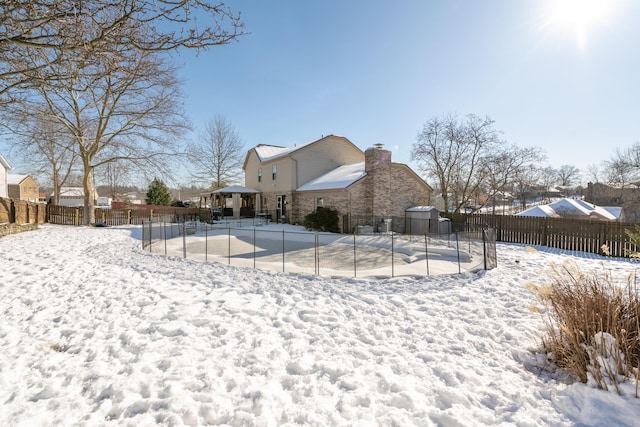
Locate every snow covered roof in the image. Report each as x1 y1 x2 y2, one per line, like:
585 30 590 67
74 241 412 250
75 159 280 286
297 162 367 191
7 174 28 185
406 206 439 212
516 198 617 221
211 185 260 194
57 187 88 197
515 205 560 218
603 206 623 219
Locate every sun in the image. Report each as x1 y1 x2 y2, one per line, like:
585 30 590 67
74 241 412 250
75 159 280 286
545 0 619 50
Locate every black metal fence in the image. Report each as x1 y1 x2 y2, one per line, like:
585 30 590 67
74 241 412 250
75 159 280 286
141 219 497 278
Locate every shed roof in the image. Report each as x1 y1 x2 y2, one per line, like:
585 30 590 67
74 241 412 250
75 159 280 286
211 185 260 194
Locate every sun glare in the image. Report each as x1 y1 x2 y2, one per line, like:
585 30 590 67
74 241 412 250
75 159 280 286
545 0 619 51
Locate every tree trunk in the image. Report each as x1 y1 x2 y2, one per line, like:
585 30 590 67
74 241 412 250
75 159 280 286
52 169 60 205
82 162 95 225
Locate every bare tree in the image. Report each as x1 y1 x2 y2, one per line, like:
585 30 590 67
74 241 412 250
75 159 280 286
481 145 546 213
512 164 543 210
603 143 640 186
187 115 245 189
586 163 602 183
94 160 135 201
556 164 581 187
1 108 79 204
411 113 502 214
1 2 244 224
538 166 558 202
0 1 244 101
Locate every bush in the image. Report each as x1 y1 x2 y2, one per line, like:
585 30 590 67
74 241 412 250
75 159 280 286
528 260 640 396
303 208 340 233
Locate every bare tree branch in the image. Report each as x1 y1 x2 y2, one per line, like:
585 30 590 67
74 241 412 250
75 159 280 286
186 115 245 189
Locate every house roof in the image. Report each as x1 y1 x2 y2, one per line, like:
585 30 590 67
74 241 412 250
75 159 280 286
515 205 560 218
516 198 617 220
56 187 95 197
0 153 12 170
297 162 367 191
247 134 359 165
7 174 29 185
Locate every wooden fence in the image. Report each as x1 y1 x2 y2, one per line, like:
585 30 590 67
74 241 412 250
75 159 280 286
466 214 638 258
46 205 202 226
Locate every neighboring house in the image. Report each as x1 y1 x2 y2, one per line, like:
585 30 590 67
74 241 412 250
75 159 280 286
53 187 99 207
0 153 11 198
515 198 621 221
8 174 40 202
242 135 433 231
586 181 640 222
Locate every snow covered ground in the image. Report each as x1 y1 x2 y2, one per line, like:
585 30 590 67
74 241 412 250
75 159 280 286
1 224 640 426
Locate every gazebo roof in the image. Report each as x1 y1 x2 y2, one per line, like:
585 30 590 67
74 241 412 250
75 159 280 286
211 185 260 194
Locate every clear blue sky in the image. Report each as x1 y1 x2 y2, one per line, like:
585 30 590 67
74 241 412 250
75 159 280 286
176 0 640 180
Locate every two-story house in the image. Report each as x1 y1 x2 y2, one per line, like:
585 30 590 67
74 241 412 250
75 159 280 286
8 174 40 202
0 153 11 198
242 135 433 232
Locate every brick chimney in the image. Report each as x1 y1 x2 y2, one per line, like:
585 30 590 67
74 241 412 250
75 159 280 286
364 144 393 219
365 143 392 173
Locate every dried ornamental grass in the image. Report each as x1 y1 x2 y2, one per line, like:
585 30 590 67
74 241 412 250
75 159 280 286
528 259 640 396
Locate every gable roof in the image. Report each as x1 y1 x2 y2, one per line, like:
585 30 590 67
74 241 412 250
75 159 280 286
245 134 360 168
7 174 29 185
297 162 367 191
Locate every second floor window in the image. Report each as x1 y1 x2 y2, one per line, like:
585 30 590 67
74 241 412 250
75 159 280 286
258 168 262 182
272 164 277 180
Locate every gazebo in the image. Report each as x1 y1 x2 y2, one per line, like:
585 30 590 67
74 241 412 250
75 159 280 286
200 185 261 219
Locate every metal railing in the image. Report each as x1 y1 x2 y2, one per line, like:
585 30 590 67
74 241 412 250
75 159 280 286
142 219 497 278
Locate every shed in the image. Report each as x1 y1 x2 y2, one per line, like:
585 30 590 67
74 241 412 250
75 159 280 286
406 206 440 235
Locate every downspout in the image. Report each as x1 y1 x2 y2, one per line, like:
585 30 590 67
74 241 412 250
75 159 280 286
291 155 299 222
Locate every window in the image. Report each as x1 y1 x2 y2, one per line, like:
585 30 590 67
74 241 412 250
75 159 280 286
258 168 262 183
272 164 277 180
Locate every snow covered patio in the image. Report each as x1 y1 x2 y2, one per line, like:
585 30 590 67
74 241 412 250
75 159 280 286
1 224 640 426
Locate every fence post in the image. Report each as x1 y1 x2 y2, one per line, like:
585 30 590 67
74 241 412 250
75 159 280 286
482 229 487 270
253 228 256 269
228 228 231 265
455 232 461 274
425 233 429 276
182 221 187 258
282 229 285 273
315 232 319 276
127 209 132 225
353 234 357 278
74 208 79 225
391 232 395 278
